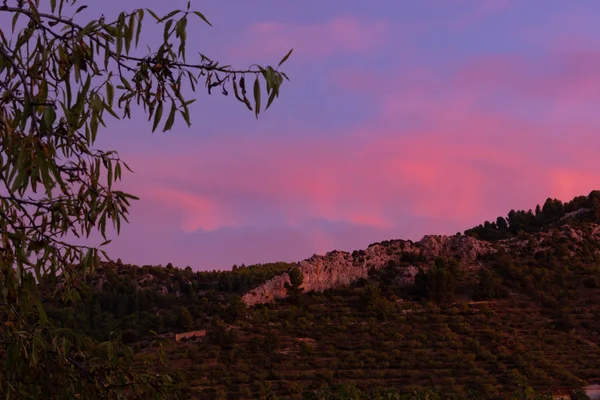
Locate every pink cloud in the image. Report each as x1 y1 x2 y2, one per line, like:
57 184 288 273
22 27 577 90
90 1 600 270
550 169 600 202
119 117 600 243
135 186 237 233
335 46 600 132
229 16 389 60
112 43 600 246
517 3 600 52
446 50 600 119
107 100 600 269
451 0 513 30
104 32 600 269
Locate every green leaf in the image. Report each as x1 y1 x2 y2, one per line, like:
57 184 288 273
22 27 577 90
102 101 119 119
107 159 113 188
164 19 174 42
253 77 261 118
118 12 126 28
146 9 161 22
37 149 52 195
161 10 181 22
28 2 41 24
11 169 27 193
232 78 242 101
90 113 99 142
116 31 123 57
176 18 187 39
11 11 20 33
179 108 191 127
35 300 48 327
43 106 56 128
115 162 122 181
122 162 135 173
103 25 118 37
106 81 114 107
80 20 97 37
104 37 111 68
278 48 293 67
243 97 252 111
192 11 212 26
120 75 133 91
15 25 34 50
152 102 163 133
22 99 32 128
119 191 140 200
126 13 135 54
135 10 144 47
265 89 277 111
163 102 176 132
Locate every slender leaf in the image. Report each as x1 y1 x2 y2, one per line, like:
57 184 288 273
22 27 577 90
253 76 261 118
278 48 294 67
163 102 176 132
192 11 212 26
152 102 163 133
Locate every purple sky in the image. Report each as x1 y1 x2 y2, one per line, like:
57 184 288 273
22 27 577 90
75 0 600 269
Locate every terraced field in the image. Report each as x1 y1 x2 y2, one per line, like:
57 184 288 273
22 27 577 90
49 193 600 399
151 257 600 399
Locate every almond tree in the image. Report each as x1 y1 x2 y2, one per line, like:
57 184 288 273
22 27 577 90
0 0 291 397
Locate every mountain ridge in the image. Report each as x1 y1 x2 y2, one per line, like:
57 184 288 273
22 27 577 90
42 189 600 399
241 234 494 306
242 190 600 306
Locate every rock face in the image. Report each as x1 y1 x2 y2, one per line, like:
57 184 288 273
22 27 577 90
418 235 493 260
175 330 206 342
242 235 493 306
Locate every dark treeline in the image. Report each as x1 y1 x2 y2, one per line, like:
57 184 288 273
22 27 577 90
464 190 600 241
43 261 294 343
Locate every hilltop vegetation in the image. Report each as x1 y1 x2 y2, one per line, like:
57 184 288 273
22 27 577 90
43 261 294 343
464 190 600 241
43 191 600 399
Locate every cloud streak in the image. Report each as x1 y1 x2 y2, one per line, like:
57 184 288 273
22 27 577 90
88 2 600 270
228 16 389 60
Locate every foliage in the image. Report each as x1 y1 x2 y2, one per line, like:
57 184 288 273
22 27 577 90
0 0 290 397
464 191 600 241
414 257 458 302
285 266 304 303
43 260 295 342
42 203 600 398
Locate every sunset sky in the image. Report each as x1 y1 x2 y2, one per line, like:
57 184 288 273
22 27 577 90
90 0 600 269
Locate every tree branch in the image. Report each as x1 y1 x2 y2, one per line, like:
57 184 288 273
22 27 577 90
0 6 274 75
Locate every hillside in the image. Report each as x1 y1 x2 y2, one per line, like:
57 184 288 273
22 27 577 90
242 190 600 307
44 190 600 399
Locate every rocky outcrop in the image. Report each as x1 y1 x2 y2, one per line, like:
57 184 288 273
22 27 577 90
393 265 419 286
175 330 206 342
242 235 493 306
418 235 494 260
241 272 293 306
560 208 592 222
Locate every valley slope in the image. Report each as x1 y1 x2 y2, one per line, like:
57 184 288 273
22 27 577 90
45 190 600 399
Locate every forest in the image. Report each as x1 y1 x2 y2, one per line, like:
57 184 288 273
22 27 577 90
40 191 600 399
464 190 600 240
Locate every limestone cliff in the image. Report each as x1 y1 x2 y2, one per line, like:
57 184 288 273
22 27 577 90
242 235 494 306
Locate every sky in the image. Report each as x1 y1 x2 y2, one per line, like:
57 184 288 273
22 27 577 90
76 0 600 269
